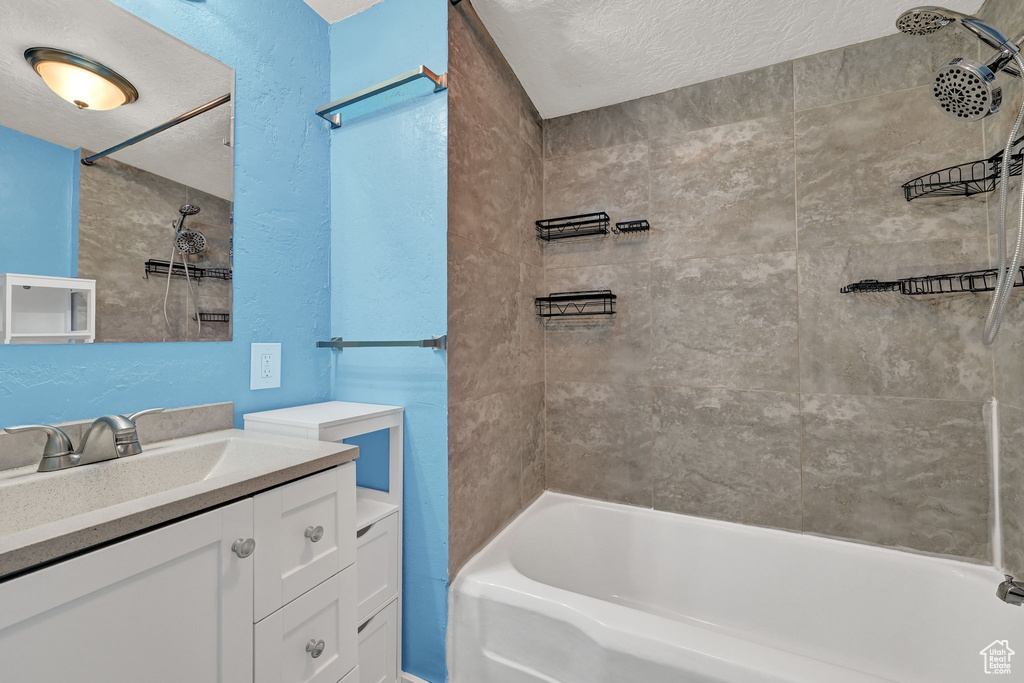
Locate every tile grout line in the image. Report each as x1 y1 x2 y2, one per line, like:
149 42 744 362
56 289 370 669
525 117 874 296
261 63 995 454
647 113 656 509
792 62 807 535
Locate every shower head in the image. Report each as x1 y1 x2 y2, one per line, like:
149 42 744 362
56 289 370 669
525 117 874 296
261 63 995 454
897 6 1018 52
179 204 201 216
933 57 1003 120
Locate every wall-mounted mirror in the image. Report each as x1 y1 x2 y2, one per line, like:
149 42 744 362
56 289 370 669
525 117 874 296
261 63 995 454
0 0 234 343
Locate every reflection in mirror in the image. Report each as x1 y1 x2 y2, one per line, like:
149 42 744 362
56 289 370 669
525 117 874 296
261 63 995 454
0 0 234 343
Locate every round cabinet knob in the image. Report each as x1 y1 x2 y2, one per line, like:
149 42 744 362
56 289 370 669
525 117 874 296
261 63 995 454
304 525 325 543
231 538 256 559
305 639 326 659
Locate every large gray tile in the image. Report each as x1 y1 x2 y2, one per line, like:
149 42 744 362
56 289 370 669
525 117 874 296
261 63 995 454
521 382 546 506
544 262 651 386
546 382 652 507
795 87 987 250
652 252 799 392
799 239 994 400
449 384 539 574
647 62 794 141
1000 404 1024 576
794 31 978 111
448 2 520 132
802 393 989 560
448 235 526 403
979 0 1024 39
516 139 545 268
652 386 802 530
542 141 651 268
544 99 649 159
448 67 522 258
650 114 796 261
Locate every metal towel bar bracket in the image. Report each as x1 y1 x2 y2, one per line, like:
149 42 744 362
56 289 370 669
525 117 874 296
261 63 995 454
315 65 448 128
316 335 447 351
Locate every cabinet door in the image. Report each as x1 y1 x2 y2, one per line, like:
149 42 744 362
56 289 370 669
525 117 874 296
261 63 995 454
255 566 358 683
358 599 399 683
255 462 356 621
0 499 254 683
356 511 399 622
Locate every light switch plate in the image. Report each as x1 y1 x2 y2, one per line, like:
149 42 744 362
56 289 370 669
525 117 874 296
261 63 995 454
250 343 281 390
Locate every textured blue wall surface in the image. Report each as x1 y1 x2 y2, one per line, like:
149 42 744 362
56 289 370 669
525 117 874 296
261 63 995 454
0 0 332 427
329 0 449 680
0 125 78 278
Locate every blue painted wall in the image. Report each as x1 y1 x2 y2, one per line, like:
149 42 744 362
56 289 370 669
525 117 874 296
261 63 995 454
328 1 449 680
0 0 332 427
0 125 78 278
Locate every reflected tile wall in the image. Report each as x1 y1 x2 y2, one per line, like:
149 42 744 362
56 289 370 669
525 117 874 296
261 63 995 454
447 1 545 576
541 22 995 562
78 155 232 343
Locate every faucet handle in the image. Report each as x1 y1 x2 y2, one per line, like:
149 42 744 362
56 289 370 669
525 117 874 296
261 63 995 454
4 425 74 457
126 408 165 424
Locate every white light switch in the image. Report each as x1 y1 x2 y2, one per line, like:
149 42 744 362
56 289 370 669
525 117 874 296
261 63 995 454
251 343 281 390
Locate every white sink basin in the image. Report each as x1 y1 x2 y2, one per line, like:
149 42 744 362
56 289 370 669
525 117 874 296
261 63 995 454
0 429 356 578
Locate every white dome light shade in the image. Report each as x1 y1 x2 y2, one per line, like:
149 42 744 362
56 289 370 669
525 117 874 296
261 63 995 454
24 47 138 111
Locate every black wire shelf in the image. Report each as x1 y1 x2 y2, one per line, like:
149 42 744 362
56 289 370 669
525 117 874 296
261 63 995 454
613 219 650 234
902 135 1024 201
841 266 1024 296
195 312 230 323
536 212 610 241
143 259 233 282
536 289 616 317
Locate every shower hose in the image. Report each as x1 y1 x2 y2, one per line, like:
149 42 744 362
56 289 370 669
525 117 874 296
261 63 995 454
983 52 1024 345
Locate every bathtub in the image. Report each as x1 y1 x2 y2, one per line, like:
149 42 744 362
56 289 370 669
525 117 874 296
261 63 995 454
448 492 1020 683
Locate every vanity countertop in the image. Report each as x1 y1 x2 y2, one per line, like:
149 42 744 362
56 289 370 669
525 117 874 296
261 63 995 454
0 429 356 580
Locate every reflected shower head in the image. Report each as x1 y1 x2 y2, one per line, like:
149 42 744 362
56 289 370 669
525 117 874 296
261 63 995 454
896 7 959 35
933 57 1003 120
179 204 201 216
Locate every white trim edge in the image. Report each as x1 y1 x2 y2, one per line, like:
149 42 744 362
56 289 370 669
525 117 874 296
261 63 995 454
402 673 431 683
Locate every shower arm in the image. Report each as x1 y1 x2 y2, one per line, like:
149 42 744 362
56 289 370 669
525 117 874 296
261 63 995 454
986 29 1024 77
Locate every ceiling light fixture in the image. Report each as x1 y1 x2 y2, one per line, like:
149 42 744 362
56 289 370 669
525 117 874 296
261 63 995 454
24 47 138 111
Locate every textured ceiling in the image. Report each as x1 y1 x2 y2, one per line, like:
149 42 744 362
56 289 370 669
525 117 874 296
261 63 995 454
303 0 383 23
0 0 233 200
470 0 985 119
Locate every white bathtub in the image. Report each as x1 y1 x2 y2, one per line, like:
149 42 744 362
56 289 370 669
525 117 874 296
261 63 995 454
448 492 1020 683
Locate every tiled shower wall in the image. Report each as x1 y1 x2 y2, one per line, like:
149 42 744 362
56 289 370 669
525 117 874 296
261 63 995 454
542 27 999 561
78 155 233 343
981 0 1024 576
447 1 545 574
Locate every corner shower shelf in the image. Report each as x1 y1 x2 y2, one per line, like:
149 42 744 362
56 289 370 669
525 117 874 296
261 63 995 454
841 266 1024 296
536 290 616 317
902 134 1024 201
536 213 610 241
613 220 650 234
143 260 233 282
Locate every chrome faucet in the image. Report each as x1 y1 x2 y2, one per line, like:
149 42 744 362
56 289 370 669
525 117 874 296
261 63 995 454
998 575 1024 606
4 409 164 472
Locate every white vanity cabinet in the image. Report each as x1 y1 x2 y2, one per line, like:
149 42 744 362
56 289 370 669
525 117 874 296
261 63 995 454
0 498 255 683
0 461 358 683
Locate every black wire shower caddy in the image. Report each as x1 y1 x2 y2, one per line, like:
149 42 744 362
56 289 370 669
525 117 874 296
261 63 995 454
195 312 230 323
841 266 1024 295
613 220 650 234
536 290 616 317
536 212 610 241
143 259 233 282
902 135 1024 201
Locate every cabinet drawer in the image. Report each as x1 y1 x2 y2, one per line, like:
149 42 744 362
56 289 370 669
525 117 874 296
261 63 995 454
358 599 398 683
255 463 356 621
255 567 358 683
356 511 399 622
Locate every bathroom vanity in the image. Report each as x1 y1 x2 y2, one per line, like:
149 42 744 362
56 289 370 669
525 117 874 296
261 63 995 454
0 429 359 683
